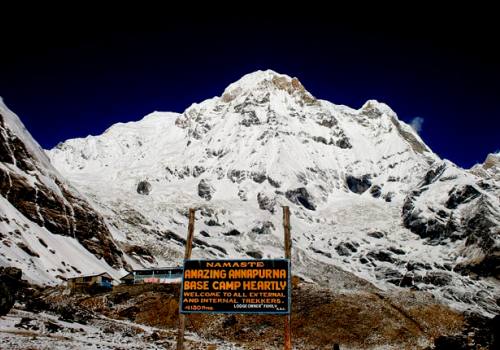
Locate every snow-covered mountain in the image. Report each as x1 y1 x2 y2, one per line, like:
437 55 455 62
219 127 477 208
1 70 498 316
471 152 500 181
0 99 127 284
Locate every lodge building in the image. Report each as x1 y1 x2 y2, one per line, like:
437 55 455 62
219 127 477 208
120 267 183 284
67 272 114 290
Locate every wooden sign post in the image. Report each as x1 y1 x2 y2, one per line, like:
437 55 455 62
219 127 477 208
176 208 195 350
282 206 292 350
176 207 292 350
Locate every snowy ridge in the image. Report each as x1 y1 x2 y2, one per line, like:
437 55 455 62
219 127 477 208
0 98 127 283
50 70 438 204
470 151 500 181
0 98 55 173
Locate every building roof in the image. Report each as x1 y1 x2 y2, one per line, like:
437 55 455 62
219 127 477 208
119 267 183 280
120 273 134 280
68 272 113 280
129 267 183 272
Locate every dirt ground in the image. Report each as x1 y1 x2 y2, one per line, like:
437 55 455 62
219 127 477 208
41 278 465 349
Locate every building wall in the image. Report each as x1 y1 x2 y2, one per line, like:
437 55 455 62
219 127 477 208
68 275 112 289
132 270 182 284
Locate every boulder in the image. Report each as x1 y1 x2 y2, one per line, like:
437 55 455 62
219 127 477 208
198 179 214 200
246 251 263 259
336 136 352 149
285 187 316 210
406 261 432 271
434 335 467 350
388 246 405 255
136 180 152 195
251 172 267 183
370 185 382 198
367 231 385 239
310 247 332 258
192 165 205 177
15 317 39 330
223 315 238 328
251 221 275 235
0 267 22 316
223 229 241 236
267 176 281 188
204 219 220 227
399 273 414 288
423 271 452 287
227 169 246 183
257 192 276 213
367 250 395 263
335 244 351 256
346 175 371 194
374 266 403 285
335 242 358 256
199 230 210 237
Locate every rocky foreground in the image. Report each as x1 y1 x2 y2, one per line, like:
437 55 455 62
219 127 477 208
1 270 498 349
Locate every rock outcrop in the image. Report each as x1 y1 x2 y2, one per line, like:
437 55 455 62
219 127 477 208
285 187 316 210
136 181 152 195
198 179 214 200
402 162 500 278
0 266 22 316
346 175 372 194
0 104 127 280
257 192 276 213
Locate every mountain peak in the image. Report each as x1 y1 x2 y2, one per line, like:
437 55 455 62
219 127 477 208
221 70 316 104
470 151 500 181
7 71 495 317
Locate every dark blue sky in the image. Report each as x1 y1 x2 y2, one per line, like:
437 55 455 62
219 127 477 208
1 13 498 168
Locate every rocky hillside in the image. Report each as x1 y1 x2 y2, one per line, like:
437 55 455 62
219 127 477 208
0 280 472 350
0 99 127 284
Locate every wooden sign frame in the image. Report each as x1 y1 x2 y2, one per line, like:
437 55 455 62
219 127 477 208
180 258 291 314
176 206 292 350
